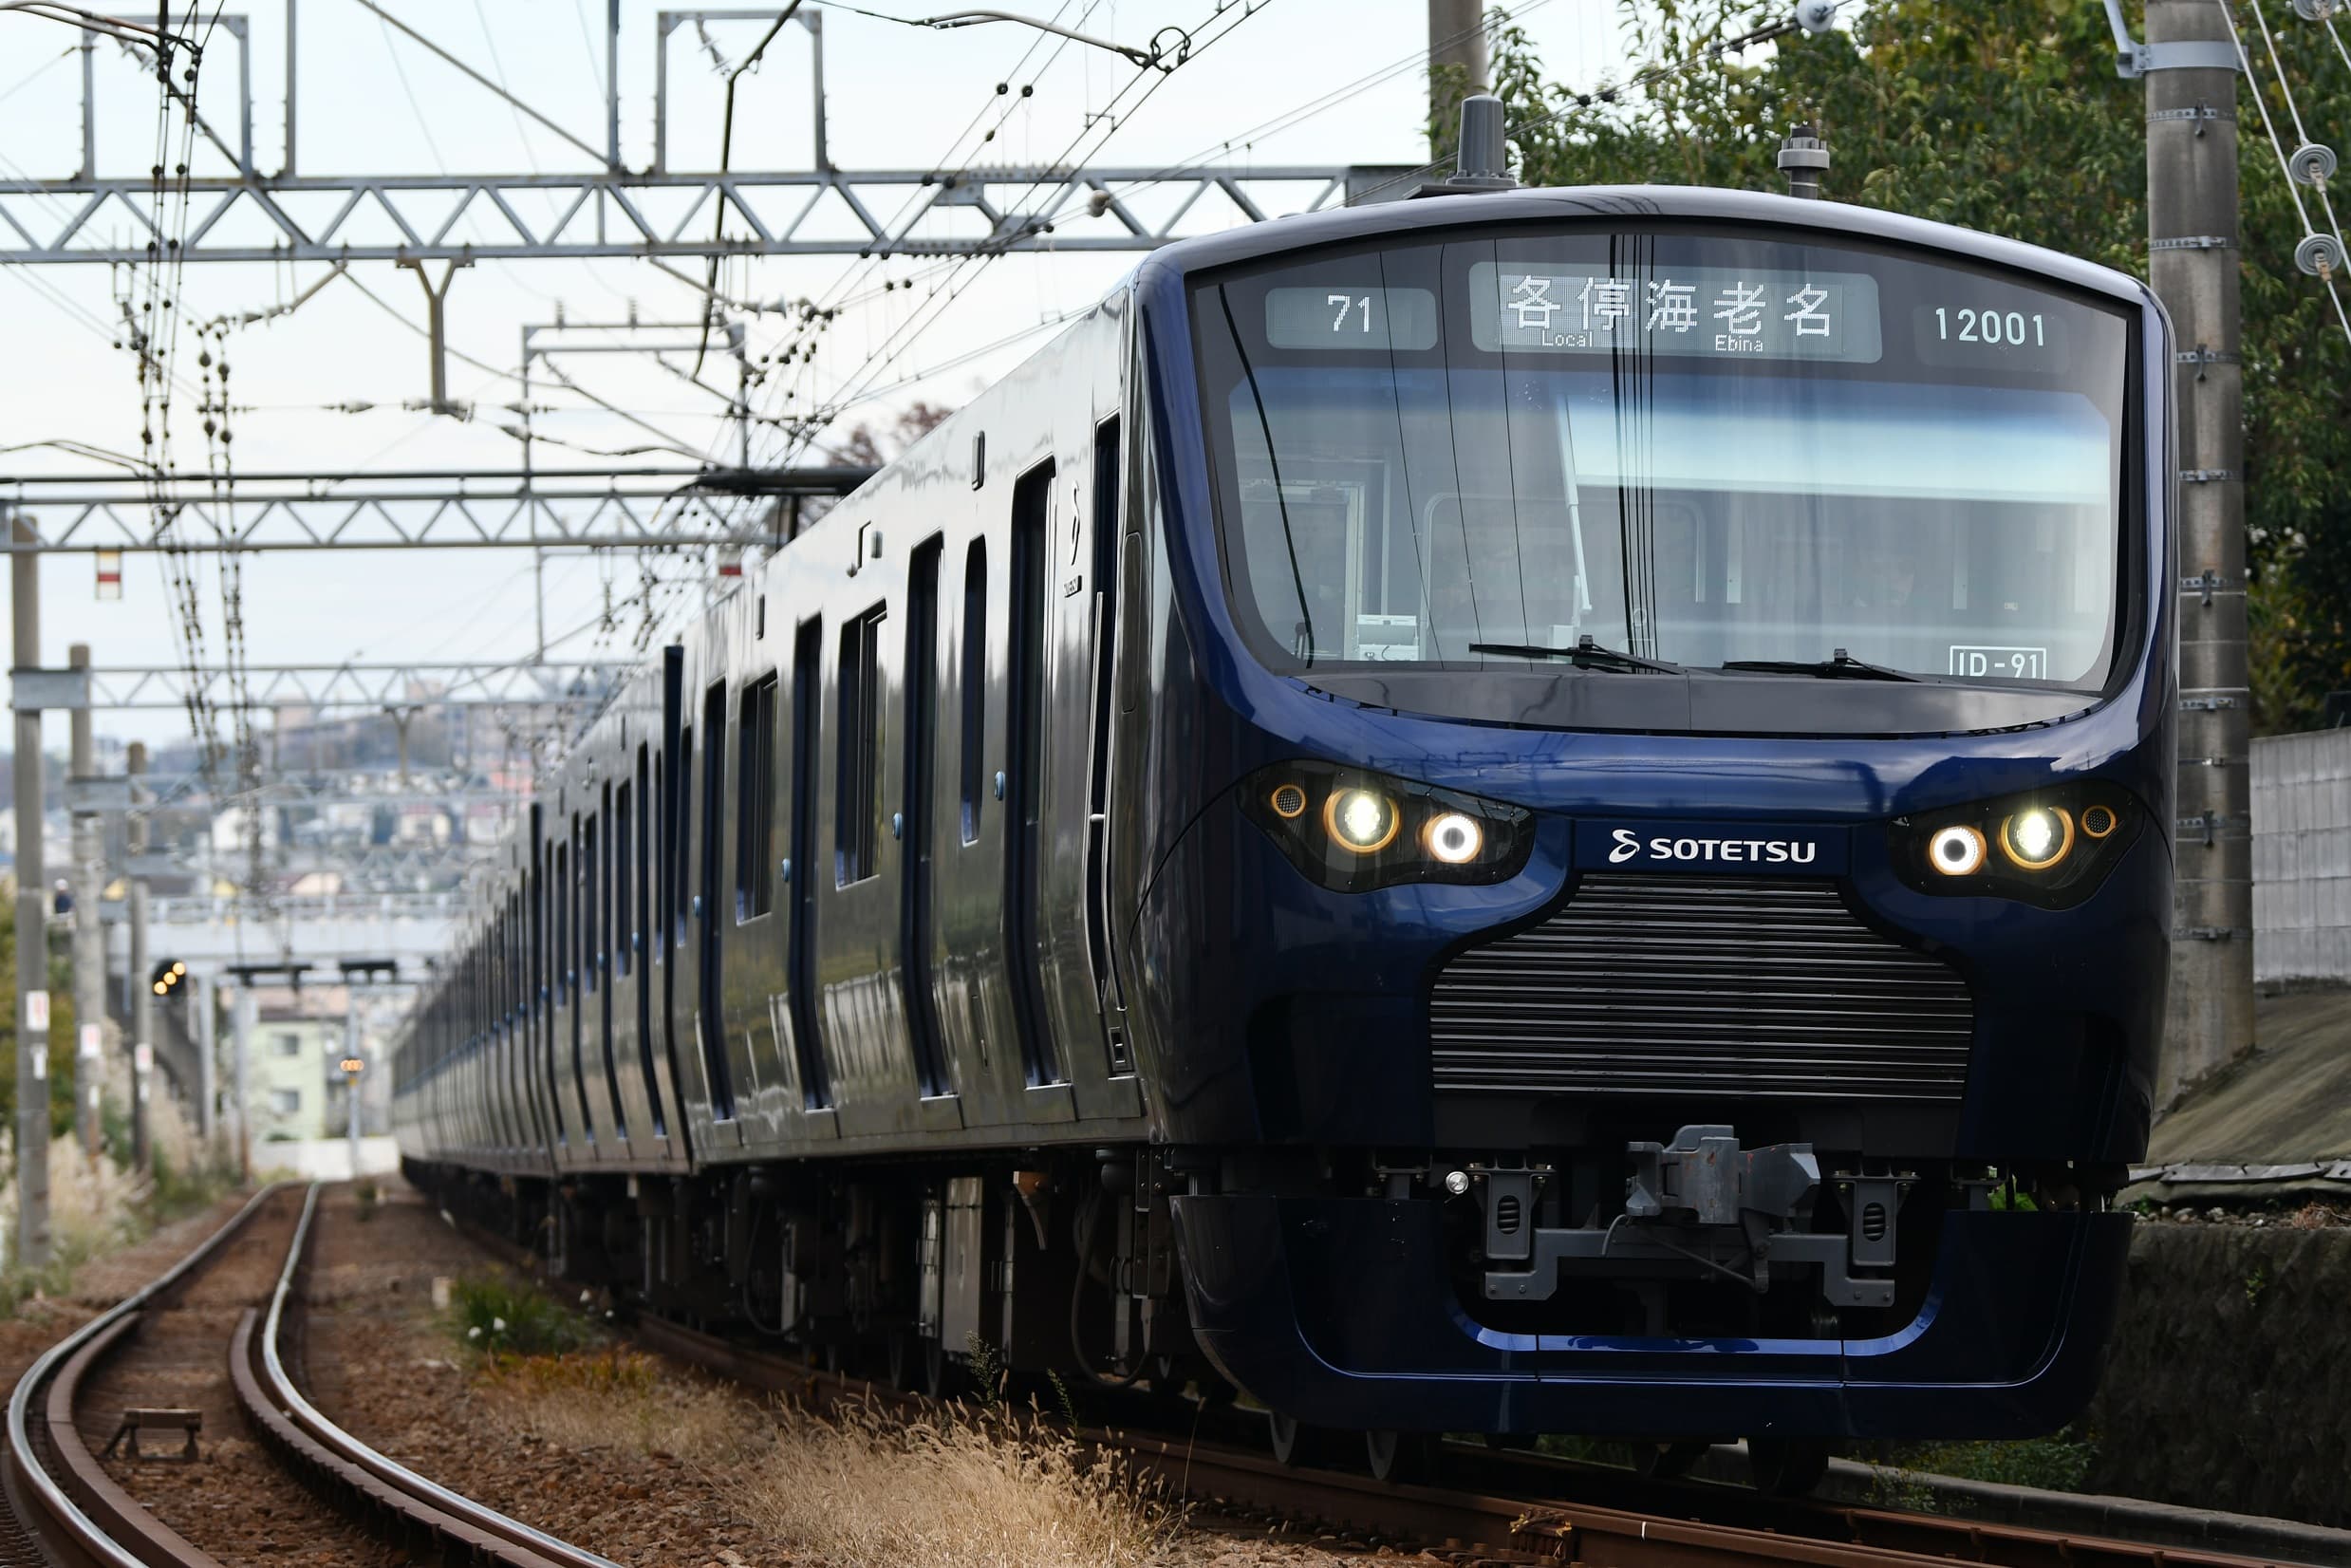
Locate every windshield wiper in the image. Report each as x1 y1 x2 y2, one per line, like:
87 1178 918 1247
1719 647 1920 682
1469 634 1685 675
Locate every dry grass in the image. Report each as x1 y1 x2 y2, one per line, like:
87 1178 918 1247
731 1398 1174 1568
477 1347 756 1465
475 1347 1175 1568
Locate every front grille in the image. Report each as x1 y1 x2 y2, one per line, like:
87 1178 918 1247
1428 875 1974 1101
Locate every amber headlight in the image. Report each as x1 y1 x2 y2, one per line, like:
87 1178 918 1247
1242 761 1532 893
1894 784 2141 908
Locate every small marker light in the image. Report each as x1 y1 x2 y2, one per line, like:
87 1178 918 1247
1424 812 1483 865
1928 824 1987 877
2080 803 2118 839
1268 782 1307 820
1325 789 1400 853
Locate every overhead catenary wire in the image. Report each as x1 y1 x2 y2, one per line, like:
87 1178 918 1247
2222 0 2351 350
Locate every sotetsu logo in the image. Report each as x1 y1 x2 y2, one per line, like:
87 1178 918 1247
1608 828 1819 867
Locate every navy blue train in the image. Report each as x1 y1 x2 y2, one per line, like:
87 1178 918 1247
395 178 2172 1488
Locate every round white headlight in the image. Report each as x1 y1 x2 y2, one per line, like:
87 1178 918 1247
1424 812 1483 865
1927 824 1987 877
1324 789 1400 853
1999 807 2073 871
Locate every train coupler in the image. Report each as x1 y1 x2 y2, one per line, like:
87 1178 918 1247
1476 1126 1908 1312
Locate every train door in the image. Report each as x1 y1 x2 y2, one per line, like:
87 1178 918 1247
698 680 738 1125
1082 414 1131 1075
901 538 954 1102
786 617 832 1107
1004 461 1060 1088
632 741 668 1142
596 781 627 1148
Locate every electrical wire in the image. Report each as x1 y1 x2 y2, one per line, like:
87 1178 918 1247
2223 0 2351 350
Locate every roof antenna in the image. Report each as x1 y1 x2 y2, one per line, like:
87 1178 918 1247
1779 122 1830 199
1447 95 1517 191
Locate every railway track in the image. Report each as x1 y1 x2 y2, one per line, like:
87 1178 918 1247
0 1184 621 1568
620 1310 2321 1568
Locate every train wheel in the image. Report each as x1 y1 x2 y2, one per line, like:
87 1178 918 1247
1745 1437 1830 1497
1633 1440 1710 1480
1268 1411 1321 1467
1364 1429 1437 1484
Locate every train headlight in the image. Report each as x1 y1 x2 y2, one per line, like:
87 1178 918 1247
1242 761 1533 893
1927 825 1986 877
1424 812 1483 865
1999 807 2072 870
1326 790 1400 853
1893 786 2139 909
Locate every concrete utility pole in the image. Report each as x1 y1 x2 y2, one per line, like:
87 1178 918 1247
126 740 150 1168
10 513 50 1267
66 644 103 1155
343 995 363 1176
2136 0 2252 1096
232 981 253 1183
194 971 215 1148
1427 0 1489 148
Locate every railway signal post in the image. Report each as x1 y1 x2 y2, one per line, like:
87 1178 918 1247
2132 0 2253 1093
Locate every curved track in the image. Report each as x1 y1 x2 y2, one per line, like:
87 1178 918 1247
2 1185 624 1568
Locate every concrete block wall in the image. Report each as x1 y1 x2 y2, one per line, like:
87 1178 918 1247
2251 728 2351 985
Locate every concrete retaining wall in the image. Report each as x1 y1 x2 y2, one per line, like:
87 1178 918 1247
2250 729 2351 984
2084 1220 2351 1525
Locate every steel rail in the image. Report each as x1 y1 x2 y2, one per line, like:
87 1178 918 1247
234 1184 624 1568
1 1183 289 1568
618 1311 2305 1568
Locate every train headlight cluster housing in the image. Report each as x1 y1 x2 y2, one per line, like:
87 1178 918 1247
1242 761 1532 892
1894 784 2142 908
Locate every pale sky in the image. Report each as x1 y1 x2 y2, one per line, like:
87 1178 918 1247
0 0 1628 756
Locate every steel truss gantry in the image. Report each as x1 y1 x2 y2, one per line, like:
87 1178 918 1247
67 660 627 713
0 466 870 552
3 4 1362 265
0 164 1366 265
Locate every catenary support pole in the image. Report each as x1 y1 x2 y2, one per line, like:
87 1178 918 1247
67 643 102 1155
194 970 215 1146
11 513 49 1268
1427 0 1488 151
344 992 362 1177
2145 0 2252 1097
126 740 149 1170
232 982 253 1183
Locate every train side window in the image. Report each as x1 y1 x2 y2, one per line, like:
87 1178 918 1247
902 538 950 1096
584 812 600 996
600 781 625 1139
788 617 832 1106
1006 459 1059 1086
615 779 633 978
636 742 664 1137
836 607 885 885
700 681 737 1122
737 675 778 918
959 539 987 845
675 725 693 949
553 839 569 1008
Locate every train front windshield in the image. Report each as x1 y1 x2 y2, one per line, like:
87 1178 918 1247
1190 229 2133 694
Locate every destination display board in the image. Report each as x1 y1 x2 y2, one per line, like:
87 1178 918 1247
1468 262 1884 363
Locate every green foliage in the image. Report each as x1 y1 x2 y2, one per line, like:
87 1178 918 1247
1888 1432 2099 1492
447 1273 593 1358
1475 1 2351 732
